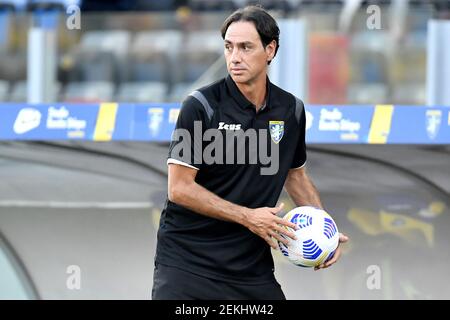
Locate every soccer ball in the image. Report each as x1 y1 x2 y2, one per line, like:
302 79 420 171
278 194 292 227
278 206 339 267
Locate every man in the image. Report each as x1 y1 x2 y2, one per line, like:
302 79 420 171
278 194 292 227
152 5 348 300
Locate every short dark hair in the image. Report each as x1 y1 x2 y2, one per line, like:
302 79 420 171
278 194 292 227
220 5 280 65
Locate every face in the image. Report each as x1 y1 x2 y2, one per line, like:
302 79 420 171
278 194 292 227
224 21 276 85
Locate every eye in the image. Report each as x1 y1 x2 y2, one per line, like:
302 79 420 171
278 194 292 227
225 44 232 51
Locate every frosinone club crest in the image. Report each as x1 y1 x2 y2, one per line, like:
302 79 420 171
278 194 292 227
269 120 284 144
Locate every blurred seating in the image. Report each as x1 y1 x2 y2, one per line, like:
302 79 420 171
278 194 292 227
72 30 131 84
79 30 130 57
73 51 118 83
9 80 26 102
188 0 296 11
0 52 27 82
63 81 114 102
116 82 168 103
285 0 303 10
0 5 12 53
129 30 182 84
0 6 433 106
350 51 387 84
169 82 193 103
391 49 426 83
0 79 9 101
178 30 223 83
393 83 426 105
82 0 177 11
0 0 26 11
9 80 61 102
348 83 388 104
245 0 292 11
188 0 236 11
350 31 389 84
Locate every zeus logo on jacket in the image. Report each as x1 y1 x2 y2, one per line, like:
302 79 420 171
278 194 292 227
218 122 242 130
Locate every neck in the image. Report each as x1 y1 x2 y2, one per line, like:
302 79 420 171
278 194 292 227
235 73 267 110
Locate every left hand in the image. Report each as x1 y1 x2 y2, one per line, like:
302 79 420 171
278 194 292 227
314 233 349 271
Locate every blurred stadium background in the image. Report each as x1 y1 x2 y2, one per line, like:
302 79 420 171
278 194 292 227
0 0 449 104
0 0 450 300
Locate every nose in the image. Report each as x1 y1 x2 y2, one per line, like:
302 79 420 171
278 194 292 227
230 47 242 64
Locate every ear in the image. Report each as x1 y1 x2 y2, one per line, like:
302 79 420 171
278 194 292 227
265 40 277 63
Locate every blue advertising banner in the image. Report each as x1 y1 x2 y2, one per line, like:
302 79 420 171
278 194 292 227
305 105 375 143
0 103 449 144
387 106 450 144
111 103 134 141
129 103 179 141
0 103 99 140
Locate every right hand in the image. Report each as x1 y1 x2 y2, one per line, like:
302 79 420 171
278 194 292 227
245 203 298 250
